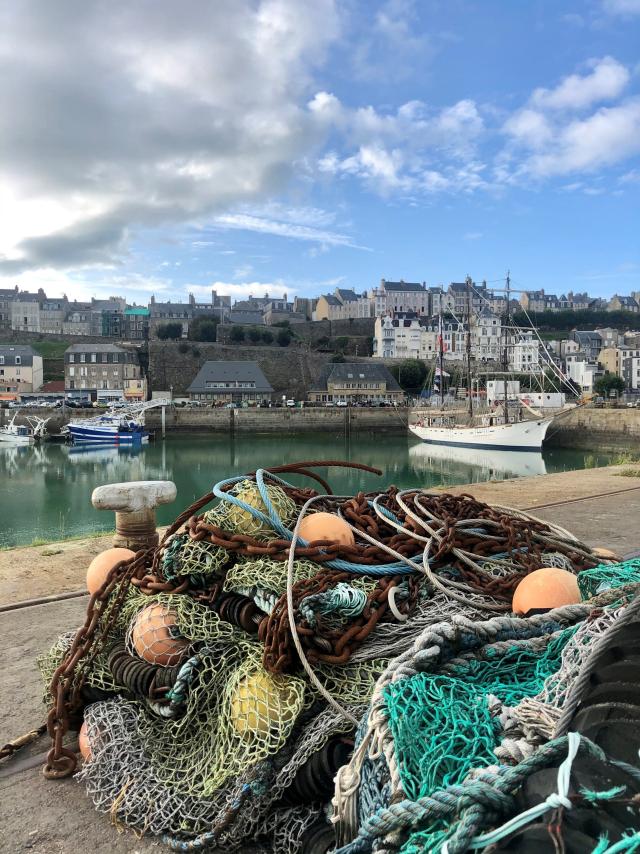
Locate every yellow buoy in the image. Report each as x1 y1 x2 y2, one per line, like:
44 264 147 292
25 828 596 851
230 671 297 736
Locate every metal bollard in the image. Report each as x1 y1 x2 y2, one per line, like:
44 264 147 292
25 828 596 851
91 480 177 551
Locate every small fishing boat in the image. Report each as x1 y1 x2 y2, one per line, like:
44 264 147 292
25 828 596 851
0 411 50 445
63 399 167 445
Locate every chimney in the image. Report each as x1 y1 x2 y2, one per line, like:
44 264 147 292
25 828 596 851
150 294 155 305
189 293 195 306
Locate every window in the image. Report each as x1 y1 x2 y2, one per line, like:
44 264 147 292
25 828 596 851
102 353 108 363
69 354 74 363
69 367 75 377
91 353 96 363
80 354 86 363
14 356 21 365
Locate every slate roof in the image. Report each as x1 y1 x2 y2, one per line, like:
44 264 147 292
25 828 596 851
335 289 359 303
320 294 341 306
382 281 425 293
0 344 37 365
187 361 273 393
311 362 402 392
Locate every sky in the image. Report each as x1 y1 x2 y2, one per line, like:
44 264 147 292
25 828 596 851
0 0 639 306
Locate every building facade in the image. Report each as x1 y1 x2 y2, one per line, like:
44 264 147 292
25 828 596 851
313 288 373 321
0 287 18 330
187 361 273 404
0 345 43 394
64 344 143 399
308 362 403 404
370 280 431 317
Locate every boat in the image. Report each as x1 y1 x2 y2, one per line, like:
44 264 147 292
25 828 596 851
63 399 168 445
409 274 559 452
0 411 50 445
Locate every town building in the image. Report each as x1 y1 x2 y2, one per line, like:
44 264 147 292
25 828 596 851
509 333 540 373
519 290 560 313
124 307 150 340
598 346 640 389
149 297 194 338
0 287 18 330
471 309 502 361
308 362 403 404
373 313 466 360
565 356 602 395
293 296 316 320
594 327 623 349
0 344 43 394
570 330 602 362
40 296 69 334
64 344 144 400
187 361 273 404
10 291 43 332
608 295 639 313
371 280 430 317
63 302 92 336
313 288 372 321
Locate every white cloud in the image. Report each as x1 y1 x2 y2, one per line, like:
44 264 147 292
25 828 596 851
530 57 629 111
0 0 340 273
210 211 366 249
526 99 640 176
602 0 640 14
464 231 483 240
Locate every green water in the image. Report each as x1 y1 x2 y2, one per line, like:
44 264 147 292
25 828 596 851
0 434 617 548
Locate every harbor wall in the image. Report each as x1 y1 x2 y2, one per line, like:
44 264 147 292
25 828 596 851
546 407 640 449
2 404 638 443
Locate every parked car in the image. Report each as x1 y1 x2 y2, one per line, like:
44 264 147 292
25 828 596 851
286 399 295 407
335 400 348 407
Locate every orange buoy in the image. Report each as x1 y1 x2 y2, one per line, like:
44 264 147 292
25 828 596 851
512 567 581 615
131 603 188 666
298 512 355 547
86 548 136 595
78 721 91 761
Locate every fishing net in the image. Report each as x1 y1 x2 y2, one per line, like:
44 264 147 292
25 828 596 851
38 462 623 853
578 558 640 599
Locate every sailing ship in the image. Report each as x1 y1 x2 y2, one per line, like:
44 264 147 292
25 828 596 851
63 399 168 445
409 274 557 451
0 411 50 445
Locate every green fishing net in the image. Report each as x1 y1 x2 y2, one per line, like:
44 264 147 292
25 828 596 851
384 627 576 802
578 559 640 599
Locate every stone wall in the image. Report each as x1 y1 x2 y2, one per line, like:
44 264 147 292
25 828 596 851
547 407 640 449
145 406 409 434
148 341 335 398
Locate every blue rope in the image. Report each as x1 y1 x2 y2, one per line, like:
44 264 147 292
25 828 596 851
212 470 421 576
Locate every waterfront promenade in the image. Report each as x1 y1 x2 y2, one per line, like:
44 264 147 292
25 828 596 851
2 463 640 852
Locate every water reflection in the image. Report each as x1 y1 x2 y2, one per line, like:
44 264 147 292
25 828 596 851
409 442 547 480
0 434 616 548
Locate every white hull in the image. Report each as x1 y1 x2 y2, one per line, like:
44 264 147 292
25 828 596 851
408 417 553 451
409 440 547 478
0 431 34 445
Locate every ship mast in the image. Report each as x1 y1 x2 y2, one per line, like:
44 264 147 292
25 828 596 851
438 285 444 408
465 275 473 419
502 271 510 425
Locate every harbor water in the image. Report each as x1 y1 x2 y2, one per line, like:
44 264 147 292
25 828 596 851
0 433 619 548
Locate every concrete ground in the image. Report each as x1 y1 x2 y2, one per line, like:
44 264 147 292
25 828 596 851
1 464 640 853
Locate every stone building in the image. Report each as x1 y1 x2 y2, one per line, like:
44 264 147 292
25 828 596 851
313 288 373 321
370 280 430 317
64 343 144 400
10 291 43 332
0 287 18 330
187 361 273 404
308 362 403 404
0 344 43 394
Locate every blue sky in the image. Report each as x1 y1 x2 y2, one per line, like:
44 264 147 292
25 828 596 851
0 0 638 304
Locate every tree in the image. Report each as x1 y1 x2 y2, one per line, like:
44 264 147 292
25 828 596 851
276 328 292 347
248 326 262 344
261 329 274 344
334 336 349 353
594 373 625 397
389 359 427 392
156 322 183 341
230 326 245 343
188 317 218 342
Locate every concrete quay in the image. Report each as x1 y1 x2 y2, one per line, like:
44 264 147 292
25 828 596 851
1 463 640 853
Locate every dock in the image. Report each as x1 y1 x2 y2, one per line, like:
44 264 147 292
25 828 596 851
1 463 639 853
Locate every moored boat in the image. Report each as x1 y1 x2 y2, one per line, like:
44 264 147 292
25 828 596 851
63 399 168 445
0 411 49 445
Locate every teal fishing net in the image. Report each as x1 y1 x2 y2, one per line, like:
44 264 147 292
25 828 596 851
384 627 576 802
578 559 640 599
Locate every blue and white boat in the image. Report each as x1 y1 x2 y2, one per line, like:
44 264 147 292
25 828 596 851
63 400 167 445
